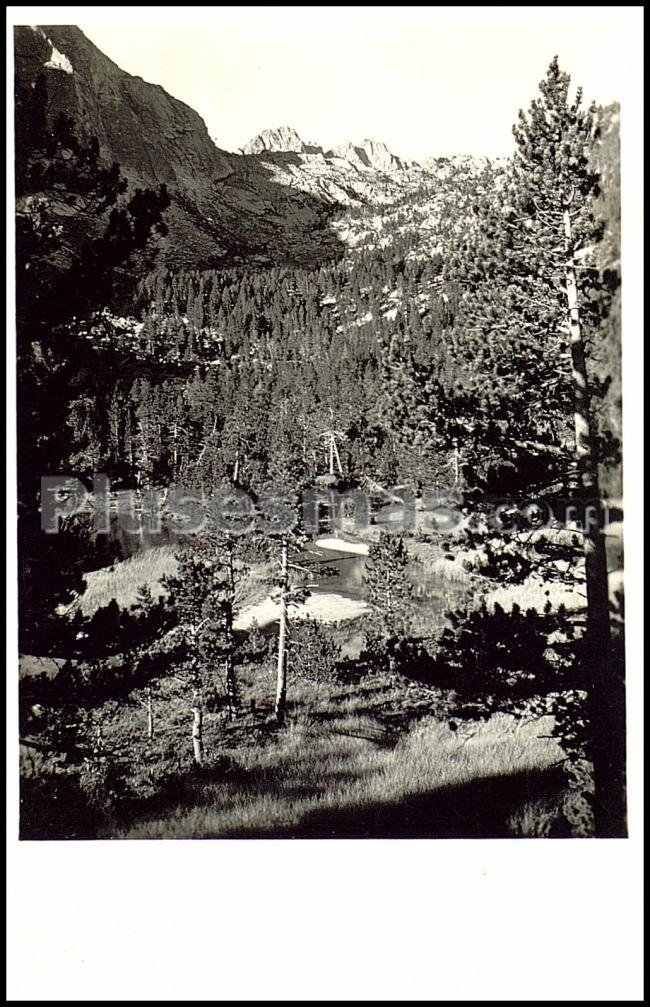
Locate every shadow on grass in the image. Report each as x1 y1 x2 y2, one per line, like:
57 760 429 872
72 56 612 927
216 764 569 840
22 741 569 840
116 736 568 839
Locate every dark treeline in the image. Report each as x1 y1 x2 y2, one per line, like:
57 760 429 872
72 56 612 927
62 240 455 491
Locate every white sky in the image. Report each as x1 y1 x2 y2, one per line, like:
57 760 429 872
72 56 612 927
12 6 643 159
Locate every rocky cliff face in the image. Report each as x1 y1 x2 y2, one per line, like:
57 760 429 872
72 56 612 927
13 25 487 271
14 26 349 268
591 103 620 267
16 26 233 191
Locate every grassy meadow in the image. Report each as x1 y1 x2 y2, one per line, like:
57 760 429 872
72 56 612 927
20 523 618 841
119 702 567 841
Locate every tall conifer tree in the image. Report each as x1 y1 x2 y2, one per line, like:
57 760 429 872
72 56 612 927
380 58 623 834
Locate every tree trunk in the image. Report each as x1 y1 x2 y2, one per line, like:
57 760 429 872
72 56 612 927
274 539 288 723
191 689 204 766
219 543 236 716
146 687 154 741
225 652 237 720
452 440 460 486
224 545 238 720
564 207 626 836
332 436 343 477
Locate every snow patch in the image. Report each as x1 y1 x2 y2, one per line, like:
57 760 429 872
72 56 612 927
315 537 369 556
31 27 73 73
234 591 368 630
45 45 73 74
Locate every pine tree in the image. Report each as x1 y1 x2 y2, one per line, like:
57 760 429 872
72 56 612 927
378 59 623 834
162 540 246 759
457 59 620 833
363 532 414 674
257 399 314 723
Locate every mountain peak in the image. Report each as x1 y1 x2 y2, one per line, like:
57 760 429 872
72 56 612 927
243 128 408 172
328 138 405 172
242 126 307 155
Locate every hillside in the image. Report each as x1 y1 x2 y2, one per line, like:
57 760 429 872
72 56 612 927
15 25 514 272
14 26 434 269
14 26 341 267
